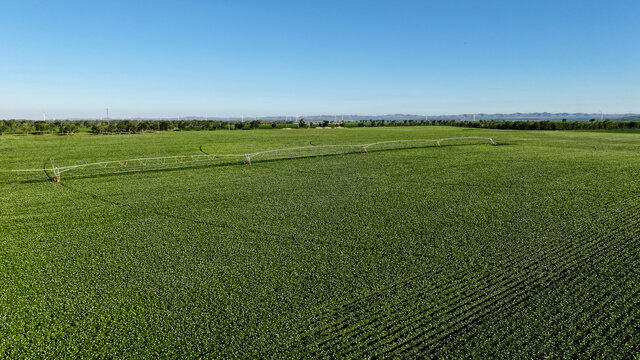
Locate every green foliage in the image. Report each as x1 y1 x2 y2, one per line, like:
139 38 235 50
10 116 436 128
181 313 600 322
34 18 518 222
1 127 640 357
1 117 637 136
438 119 640 131
34 121 50 132
59 122 79 134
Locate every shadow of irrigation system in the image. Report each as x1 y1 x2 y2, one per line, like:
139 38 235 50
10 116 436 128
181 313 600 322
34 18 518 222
1 138 505 186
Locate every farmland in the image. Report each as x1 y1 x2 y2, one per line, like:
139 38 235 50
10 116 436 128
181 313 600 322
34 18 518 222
1 126 639 358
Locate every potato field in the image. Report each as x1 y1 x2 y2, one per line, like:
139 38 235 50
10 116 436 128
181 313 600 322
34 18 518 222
1 126 639 358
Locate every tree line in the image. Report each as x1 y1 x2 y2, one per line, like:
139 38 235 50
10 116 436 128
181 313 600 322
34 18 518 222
0 119 290 134
0 118 638 135
435 119 639 130
354 118 639 130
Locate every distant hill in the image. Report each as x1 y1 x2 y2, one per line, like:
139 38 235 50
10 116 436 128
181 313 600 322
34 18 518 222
292 113 638 122
170 113 640 122
55 112 639 122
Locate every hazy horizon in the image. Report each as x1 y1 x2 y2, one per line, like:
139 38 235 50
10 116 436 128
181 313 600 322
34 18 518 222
5 112 638 122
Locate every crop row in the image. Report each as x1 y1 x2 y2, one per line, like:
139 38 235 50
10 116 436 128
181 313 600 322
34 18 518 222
402 195 640 358
440 196 640 358
428 229 640 358
288 193 640 358
4 127 639 358
424 193 640 357
383 196 640 358
385 227 640 358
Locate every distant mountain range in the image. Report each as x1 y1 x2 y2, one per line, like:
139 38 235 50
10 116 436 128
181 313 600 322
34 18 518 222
25 112 639 122
259 113 639 122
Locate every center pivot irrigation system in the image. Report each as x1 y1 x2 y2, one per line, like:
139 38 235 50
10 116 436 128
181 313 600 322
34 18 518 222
5 137 496 182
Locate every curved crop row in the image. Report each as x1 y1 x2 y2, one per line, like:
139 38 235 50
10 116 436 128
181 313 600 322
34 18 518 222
292 193 633 356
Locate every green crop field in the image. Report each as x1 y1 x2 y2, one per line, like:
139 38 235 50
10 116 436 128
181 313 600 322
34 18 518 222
2 126 639 358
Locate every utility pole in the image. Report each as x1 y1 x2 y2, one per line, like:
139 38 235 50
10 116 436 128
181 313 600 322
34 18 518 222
106 108 109 120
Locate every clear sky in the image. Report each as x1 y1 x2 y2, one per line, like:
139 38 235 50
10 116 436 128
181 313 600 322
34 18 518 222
1 0 638 119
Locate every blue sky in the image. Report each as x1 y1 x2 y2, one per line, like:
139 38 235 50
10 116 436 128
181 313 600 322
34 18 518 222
1 0 638 119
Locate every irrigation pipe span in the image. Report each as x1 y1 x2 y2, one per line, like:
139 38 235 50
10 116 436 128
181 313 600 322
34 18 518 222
1 137 496 182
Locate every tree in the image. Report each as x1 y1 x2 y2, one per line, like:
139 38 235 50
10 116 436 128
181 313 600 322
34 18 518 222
20 122 33 134
298 118 306 128
53 120 63 133
34 121 50 133
60 123 79 134
116 120 135 133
